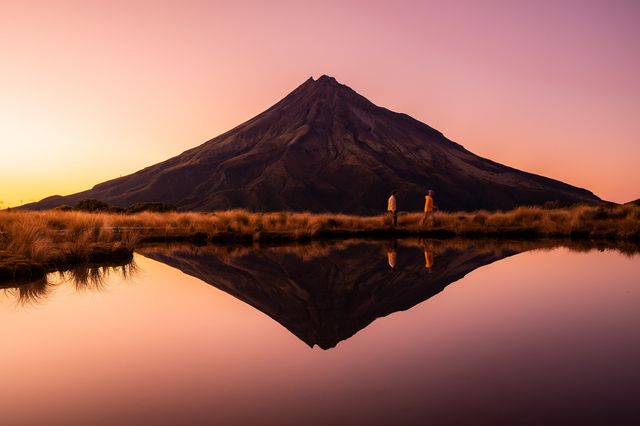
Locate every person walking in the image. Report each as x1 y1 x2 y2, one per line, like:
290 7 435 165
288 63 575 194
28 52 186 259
420 190 436 226
387 190 398 226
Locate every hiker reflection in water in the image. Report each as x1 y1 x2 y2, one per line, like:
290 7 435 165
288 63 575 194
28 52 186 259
422 241 435 273
386 240 398 272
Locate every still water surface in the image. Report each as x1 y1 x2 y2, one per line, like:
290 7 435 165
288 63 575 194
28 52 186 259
1 240 639 425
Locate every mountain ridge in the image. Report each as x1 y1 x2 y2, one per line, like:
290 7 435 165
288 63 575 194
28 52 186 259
21 75 600 213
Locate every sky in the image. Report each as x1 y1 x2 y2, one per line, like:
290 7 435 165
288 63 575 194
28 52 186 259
1 0 639 208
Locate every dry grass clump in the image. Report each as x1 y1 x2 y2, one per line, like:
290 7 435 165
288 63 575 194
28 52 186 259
0 211 138 266
400 204 640 240
99 209 388 238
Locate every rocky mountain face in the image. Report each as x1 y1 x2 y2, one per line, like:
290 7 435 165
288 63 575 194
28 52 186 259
24 75 599 213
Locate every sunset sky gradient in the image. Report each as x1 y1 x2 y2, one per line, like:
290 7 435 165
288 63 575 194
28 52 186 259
1 0 638 207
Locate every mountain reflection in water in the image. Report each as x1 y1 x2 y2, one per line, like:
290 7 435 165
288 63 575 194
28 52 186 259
138 239 628 349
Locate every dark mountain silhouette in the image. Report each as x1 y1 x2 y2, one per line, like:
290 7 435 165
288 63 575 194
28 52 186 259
139 240 525 349
23 75 599 213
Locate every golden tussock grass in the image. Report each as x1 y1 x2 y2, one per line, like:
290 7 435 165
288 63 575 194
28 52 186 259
1 203 639 271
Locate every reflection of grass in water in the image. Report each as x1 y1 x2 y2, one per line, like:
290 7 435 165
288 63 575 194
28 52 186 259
7 279 51 307
139 238 640 265
139 239 371 261
62 261 139 293
2 262 138 306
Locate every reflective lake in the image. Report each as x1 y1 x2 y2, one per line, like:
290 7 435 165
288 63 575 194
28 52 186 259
1 240 639 425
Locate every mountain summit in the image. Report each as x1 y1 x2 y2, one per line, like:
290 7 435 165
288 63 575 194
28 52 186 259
25 75 599 213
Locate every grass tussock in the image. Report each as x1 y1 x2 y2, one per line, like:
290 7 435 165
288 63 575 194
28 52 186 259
0 211 138 263
0 203 639 280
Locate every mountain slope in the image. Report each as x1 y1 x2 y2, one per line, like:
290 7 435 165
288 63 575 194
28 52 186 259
24 75 600 213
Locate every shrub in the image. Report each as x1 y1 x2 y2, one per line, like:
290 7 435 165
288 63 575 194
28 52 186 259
75 199 112 212
473 213 487 225
125 202 177 214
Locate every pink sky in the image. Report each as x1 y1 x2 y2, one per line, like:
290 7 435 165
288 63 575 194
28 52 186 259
1 0 638 207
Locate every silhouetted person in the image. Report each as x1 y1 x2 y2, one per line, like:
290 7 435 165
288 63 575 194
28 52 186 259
386 240 398 271
420 190 436 226
387 190 398 226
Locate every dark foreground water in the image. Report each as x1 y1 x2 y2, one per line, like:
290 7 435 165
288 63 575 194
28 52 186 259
1 240 639 426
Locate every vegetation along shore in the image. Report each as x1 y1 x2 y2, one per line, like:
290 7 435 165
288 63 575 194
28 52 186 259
1 201 639 283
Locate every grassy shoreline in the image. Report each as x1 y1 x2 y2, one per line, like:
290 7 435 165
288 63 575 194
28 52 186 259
1 203 639 282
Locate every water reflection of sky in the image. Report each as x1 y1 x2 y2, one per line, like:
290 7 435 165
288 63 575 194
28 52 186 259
0 243 638 425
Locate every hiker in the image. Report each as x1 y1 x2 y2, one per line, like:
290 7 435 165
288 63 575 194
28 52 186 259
420 190 436 226
387 190 398 226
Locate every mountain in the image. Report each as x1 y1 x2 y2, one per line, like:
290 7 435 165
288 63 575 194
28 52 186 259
23 75 599 213
139 240 524 349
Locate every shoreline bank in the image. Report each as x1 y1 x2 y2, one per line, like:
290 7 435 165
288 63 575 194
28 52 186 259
1 204 639 283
